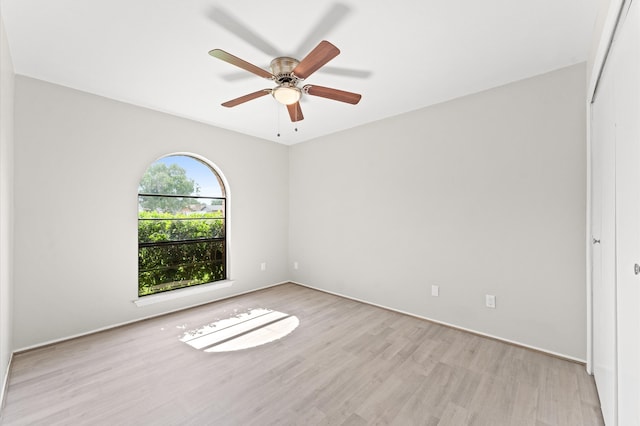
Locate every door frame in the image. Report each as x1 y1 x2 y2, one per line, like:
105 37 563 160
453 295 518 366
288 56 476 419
587 0 630 375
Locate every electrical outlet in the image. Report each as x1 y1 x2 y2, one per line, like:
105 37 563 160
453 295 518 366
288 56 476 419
485 294 496 308
293 261 299 270
260 262 267 271
431 285 439 297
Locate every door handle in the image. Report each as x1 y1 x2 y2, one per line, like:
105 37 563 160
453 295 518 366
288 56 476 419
593 238 601 244
635 264 640 275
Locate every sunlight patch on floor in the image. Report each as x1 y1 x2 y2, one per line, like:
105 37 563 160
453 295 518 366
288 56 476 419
180 308 299 352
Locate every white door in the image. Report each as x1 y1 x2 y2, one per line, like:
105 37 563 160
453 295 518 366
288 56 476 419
613 2 640 424
591 57 618 426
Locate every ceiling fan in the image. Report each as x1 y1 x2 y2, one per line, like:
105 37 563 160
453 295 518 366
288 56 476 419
209 40 362 122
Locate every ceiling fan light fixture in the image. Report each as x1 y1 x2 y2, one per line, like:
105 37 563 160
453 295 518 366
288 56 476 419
272 85 301 105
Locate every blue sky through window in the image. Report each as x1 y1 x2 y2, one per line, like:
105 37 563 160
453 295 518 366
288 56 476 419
157 155 223 198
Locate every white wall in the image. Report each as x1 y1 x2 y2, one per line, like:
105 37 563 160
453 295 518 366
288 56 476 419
12 76 289 350
290 63 587 360
0 12 15 404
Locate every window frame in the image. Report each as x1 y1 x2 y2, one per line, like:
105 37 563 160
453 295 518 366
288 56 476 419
137 154 229 298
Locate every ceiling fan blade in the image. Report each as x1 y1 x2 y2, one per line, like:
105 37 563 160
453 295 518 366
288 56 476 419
294 3 350 58
304 85 361 104
292 40 340 80
209 49 274 80
222 89 271 108
287 102 304 122
208 7 281 58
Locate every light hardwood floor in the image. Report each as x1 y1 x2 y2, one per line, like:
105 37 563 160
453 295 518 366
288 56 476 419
1 283 603 425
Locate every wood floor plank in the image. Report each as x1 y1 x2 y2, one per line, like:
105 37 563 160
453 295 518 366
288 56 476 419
0 283 604 425
438 402 472 426
509 380 539 426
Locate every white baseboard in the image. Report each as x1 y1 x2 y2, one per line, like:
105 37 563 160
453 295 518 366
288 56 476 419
15 281 289 353
290 281 586 365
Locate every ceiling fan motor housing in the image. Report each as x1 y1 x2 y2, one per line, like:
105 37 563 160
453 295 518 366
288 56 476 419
270 57 301 85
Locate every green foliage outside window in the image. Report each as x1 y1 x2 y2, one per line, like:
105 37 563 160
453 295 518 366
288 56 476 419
138 211 226 296
138 211 225 243
139 163 200 212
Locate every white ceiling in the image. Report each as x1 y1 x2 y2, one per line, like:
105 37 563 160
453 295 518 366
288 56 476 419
2 0 598 145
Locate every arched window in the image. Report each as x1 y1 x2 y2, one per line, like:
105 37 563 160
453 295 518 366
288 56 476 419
138 155 227 297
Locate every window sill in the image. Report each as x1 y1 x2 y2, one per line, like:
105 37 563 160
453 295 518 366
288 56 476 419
133 280 234 307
